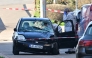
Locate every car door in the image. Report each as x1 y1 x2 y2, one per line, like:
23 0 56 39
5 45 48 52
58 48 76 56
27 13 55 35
57 20 78 49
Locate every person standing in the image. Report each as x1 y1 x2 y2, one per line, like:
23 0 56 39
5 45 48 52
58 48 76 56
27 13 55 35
63 8 76 32
63 8 76 54
63 8 70 21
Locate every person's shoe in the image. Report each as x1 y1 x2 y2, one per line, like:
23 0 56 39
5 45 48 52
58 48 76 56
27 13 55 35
65 51 75 54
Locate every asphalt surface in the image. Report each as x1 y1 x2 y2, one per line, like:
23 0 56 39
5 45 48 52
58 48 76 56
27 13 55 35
0 41 76 58
0 0 35 41
0 0 34 5
0 0 77 58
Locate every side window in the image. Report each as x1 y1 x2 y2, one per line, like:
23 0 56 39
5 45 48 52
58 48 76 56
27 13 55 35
85 25 92 35
16 19 21 30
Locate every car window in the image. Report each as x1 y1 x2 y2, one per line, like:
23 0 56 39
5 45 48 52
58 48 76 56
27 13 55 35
18 19 54 33
85 25 92 35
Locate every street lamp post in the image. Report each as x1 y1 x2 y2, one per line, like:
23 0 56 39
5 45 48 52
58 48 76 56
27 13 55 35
40 0 46 18
53 0 56 4
75 0 78 16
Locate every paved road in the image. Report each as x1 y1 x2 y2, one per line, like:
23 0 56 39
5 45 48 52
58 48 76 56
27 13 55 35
0 0 35 29
0 0 76 58
0 0 34 5
0 41 76 58
0 0 35 41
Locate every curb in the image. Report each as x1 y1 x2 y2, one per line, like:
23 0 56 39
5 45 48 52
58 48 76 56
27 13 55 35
0 53 9 58
0 41 12 43
0 39 12 41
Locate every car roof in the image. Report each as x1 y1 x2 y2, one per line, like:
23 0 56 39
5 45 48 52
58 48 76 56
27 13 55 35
82 4 91 8
20 17 50 21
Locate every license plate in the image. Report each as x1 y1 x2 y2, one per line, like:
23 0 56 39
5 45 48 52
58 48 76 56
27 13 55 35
29 44 43 49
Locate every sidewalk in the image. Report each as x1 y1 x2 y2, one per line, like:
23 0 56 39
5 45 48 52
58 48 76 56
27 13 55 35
0 53 9 58
0 29 13 41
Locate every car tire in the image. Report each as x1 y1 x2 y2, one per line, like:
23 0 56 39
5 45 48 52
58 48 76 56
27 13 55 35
12 43 19 55
52 42 59 55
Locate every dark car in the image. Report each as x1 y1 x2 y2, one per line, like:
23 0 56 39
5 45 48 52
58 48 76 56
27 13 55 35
12 17 59 55
12 17 78 55
76 21 92 58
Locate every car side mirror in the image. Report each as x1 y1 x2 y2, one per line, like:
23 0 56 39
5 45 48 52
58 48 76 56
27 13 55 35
14 28 17 31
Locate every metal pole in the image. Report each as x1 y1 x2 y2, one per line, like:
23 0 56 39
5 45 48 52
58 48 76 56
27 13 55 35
53 0 56 4
40 0 46 18
75 0 78 16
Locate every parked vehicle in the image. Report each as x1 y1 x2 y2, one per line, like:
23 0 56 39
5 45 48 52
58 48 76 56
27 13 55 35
77 4 91 37
12 17 78 55
76 21 92 58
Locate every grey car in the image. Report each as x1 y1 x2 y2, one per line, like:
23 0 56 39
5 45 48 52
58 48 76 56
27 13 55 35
76 21 92 58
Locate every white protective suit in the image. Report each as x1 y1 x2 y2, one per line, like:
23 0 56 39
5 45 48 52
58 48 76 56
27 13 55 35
63 12 76 32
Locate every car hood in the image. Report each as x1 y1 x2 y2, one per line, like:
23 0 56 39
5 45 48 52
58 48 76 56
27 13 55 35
18 31 54 39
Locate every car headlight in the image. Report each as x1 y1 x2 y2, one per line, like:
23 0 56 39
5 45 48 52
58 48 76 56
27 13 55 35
17 35 26 41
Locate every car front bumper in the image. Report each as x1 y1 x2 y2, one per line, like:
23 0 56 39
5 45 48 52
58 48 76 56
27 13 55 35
16 41 53 53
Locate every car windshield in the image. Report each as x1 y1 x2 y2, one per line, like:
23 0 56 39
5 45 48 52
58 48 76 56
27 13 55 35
18 19 54 33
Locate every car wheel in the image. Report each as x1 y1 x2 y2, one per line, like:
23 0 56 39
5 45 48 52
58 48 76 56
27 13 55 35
76 53 83 58
52 43 59 55
12 43 19 55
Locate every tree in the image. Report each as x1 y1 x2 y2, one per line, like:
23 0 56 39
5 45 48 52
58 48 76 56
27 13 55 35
47 0 53 4
34 0 40 17
78 0 91 9
68 0 76 10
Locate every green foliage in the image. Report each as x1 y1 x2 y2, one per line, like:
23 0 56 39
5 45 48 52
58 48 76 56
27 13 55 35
78 0 91 9
60 22 65 26
0 56 4 58
34 0 40 17
47 0 53 4
46 0 68 5
47 4 68 21
46 0 92 10
46 0 76 10
51 19 65 26
57 0 68 5
34 11 40 18
68 0 76 10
